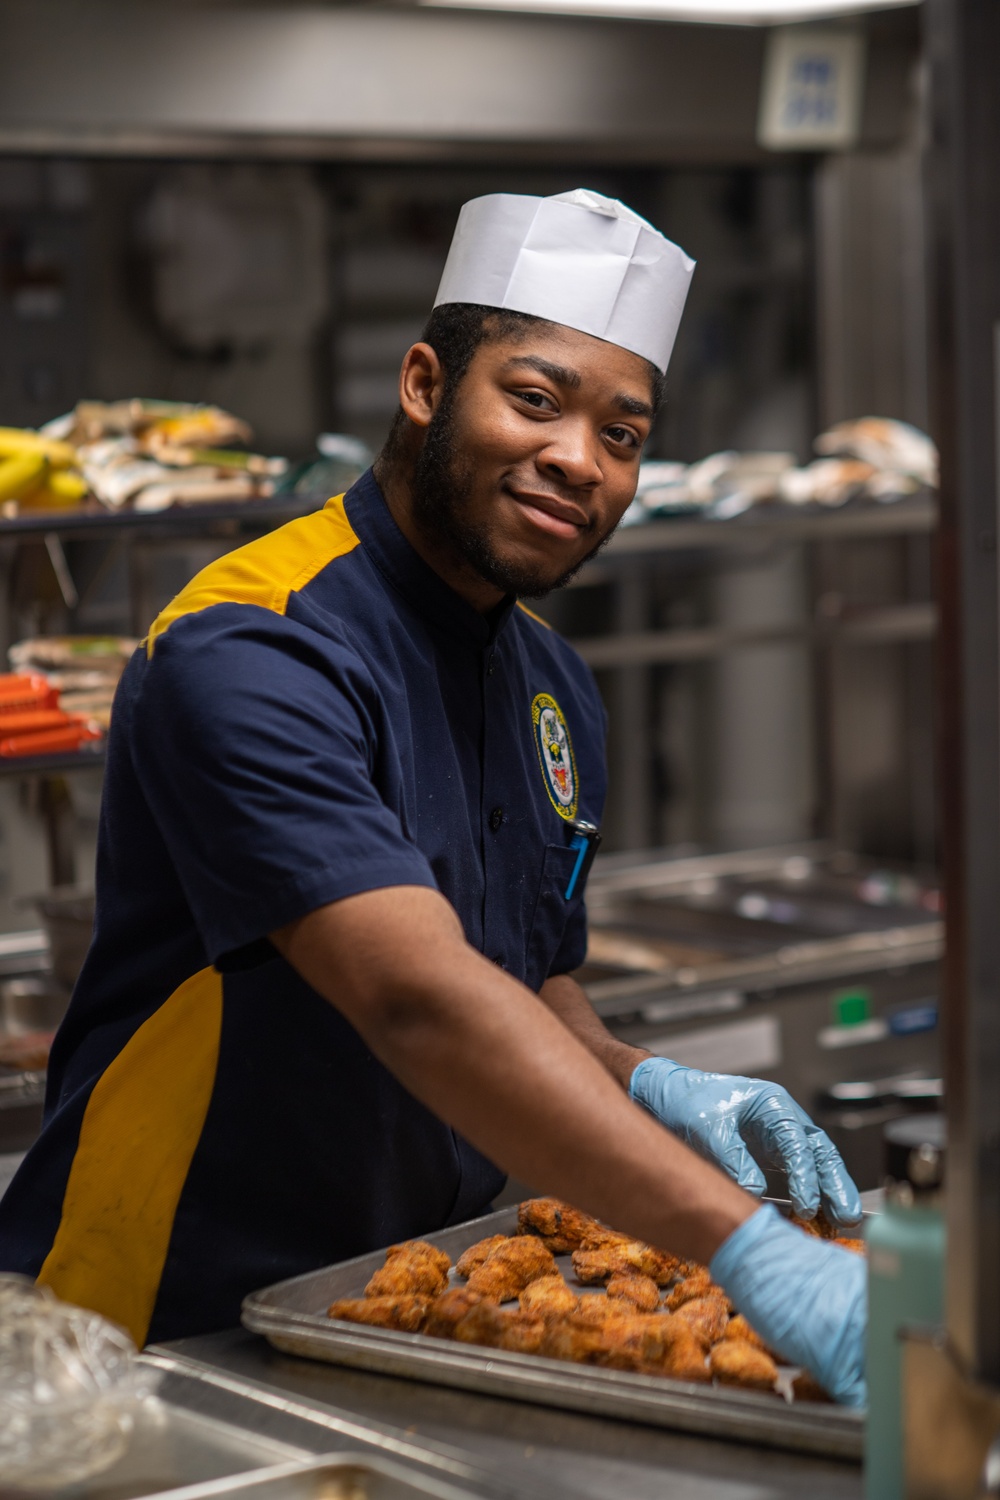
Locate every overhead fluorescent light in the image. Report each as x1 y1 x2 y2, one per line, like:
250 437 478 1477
420 0 917 25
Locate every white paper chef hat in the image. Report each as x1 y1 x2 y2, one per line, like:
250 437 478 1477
433 189 695 375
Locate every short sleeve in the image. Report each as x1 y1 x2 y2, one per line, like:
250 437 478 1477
130 605 437 966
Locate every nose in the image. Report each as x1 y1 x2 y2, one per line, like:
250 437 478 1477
537 417 603 490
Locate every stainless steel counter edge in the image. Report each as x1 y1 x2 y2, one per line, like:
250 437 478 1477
143 1348 556 1500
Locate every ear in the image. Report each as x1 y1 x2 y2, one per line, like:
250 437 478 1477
398 342 445 430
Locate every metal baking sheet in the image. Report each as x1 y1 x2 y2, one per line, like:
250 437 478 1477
242 1206 865 1462
139 1453 486 1500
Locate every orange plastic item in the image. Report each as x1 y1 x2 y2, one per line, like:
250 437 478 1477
0 723 101 758
0 709 74 736
0 673 58 713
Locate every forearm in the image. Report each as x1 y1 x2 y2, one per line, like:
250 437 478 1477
273 887 752 1266
539 972 649 1089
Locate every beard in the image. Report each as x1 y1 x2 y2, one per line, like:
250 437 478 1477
408 395 612 600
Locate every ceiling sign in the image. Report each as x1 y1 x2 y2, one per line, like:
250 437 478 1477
758 27 866 150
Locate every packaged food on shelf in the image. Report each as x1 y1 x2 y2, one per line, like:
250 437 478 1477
0 400 290 517
628 417 939 525
4 636 138 742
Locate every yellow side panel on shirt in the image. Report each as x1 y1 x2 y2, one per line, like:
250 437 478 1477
146 493 358 656
37 967 223 1346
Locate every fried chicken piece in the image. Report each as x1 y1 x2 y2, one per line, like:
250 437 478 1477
423 1287 482 1339
364 1240 450 1298
572 1241 684 1287
724 1314 774 1357
791 1209 841 1240
665 1268 716 1310
590 1311 692 1371
328 1295 428 1333
518 1197 605 1253
606 1271 660 1313
519 1274 580 1321
456 1235 509 1278
452 1301 546 1353
835 1237 867 1256
466 1236 557 1302
793 1371 834 1403
571 1295 638 1327
664 1332 712 1383
673 1296 730 1348
539 1318 608 1365
710 1339 779 1392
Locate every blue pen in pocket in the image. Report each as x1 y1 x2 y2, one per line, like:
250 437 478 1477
564 819 602 900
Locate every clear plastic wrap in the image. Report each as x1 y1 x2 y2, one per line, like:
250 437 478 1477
0 1275 158 1487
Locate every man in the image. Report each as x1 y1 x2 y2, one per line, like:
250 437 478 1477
0 191 866 1403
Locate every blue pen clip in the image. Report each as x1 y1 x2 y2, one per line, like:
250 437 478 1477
564 819 602 900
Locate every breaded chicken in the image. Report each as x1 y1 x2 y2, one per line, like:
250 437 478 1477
835 1237 867 1256
518 1274 579 1320
792 1371 833 1403
710 1339 779 1392
364 1240 450 1298
590 1311 691 1371
571 1295 638 1327
423 1287 482 1339
466 1236 557 1301
572 1241 684 1287
455 1235 509 1278
518 1197 604 1253
606 1271 660 1313
791 1209 841 1240
672 1296 730 1348
664 1268 716 1310
452 1301 546 1353
328 1295 428 1332
724 1314 774 1356
664 1332 712 1383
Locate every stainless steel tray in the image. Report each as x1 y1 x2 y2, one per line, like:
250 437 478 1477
242 1207 865 1462
140 1453 485 1500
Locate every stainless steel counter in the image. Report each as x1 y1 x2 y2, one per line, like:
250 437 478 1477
156 1329 864 1500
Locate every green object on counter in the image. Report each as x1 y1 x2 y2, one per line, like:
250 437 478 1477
865 1114 946 1500
834 987 872 1027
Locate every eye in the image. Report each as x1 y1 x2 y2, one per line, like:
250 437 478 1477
605 424 641 450
512 387 556 412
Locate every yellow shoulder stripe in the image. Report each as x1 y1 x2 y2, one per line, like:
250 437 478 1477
516 601 552 630
146 494 358 657
38 967 223 1347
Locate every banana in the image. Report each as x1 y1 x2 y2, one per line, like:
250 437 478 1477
0 451 48 502
0 428 78 469
48 470 88 501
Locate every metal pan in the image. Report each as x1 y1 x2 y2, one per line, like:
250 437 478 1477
138 1453 486 1500
242 1206 865 1462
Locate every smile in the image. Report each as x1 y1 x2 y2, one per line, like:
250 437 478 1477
506 487 589 541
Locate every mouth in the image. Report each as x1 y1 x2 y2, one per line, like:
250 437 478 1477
505 485 589 542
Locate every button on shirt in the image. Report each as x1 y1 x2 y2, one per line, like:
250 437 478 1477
0 471 607 1346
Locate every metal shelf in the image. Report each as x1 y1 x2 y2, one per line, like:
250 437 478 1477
0 747 106 778
0 493 326 542
572 602 937 669
600 494 937 558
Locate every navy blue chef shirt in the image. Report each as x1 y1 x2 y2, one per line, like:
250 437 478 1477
0 470 607 1345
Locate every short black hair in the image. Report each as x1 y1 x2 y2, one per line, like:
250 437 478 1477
377 302 664 465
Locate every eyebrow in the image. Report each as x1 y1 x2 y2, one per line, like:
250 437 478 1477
504 354 654 421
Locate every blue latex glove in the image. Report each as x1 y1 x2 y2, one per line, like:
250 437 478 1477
710 1204 867 1406
629 1056 862 1226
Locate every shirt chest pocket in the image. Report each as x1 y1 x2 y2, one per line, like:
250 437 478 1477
525 842 585 992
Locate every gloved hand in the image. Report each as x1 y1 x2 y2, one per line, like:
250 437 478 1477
710 1204 867 1406
628 1056 862 1226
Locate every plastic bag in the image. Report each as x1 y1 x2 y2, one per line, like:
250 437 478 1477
0 1275 158 1487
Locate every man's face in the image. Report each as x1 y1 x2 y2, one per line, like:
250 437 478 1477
407 323 655 601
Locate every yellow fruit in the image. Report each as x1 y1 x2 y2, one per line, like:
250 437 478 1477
0 428 77 469
0 451 48 502
48 470 88 501
17 481 83 512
